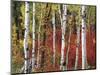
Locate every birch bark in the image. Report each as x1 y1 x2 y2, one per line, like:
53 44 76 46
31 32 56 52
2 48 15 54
24 2 30 73
32 3 35 70
60 5 67 70
81 5 87 69
52 9 56 65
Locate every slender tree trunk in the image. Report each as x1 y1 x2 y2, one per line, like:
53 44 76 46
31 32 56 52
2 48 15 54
24 2 30 73
66 27 71 70
37 26 40 68
81 5 87 69
52 9 56 65
60 5 67 70
32 3 35 70
37 4 42 68
74 7 81 69
74 26 80 70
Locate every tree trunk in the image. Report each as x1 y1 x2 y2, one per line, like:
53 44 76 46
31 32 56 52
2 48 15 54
81 5 87 69
60 5 67 70
74 8 81 69
32 3 35 70
52 9 56 65
24 2 30 73
75 26 80 69
37 4 42 68
66 27 71 70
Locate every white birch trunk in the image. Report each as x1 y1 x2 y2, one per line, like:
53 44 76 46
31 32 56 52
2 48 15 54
24 2 30 73
52 10 56 65
81 5 87 69
32 3 35 70
60 5 67 70
75 26 80 70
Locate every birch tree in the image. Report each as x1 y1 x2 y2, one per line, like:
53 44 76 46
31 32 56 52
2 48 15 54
74 7 81 70
74 23 80 70
60 5 67 70
24 2 30 73
74 26 80 69
66 13 73 70
52 8 56 65
32 3 35 70
81 5 87 69
66 25 71 70
37 4 43 68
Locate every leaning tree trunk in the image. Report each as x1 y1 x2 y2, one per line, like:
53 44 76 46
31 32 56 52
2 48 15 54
60 5 67 70
24 2 30 73
32 3 35 70
52 9 56 65
81 5 87 69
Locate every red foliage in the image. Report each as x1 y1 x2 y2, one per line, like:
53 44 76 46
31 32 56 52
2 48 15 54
30 28 96 71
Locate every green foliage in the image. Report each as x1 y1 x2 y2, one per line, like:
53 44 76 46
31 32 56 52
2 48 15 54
87 6 96 25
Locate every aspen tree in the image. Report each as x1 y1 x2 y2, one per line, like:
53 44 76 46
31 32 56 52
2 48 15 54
75 24 80 70
66 13 73 70
52 7 56 65
24 2 30 73
60 5 67 70
74 7 81 70
32 3 35 70
81 5 87 69
37 3 43 68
